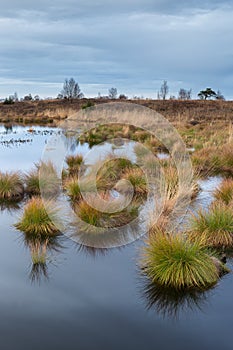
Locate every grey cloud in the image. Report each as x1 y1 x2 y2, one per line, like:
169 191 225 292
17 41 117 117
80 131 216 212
0 1 232 98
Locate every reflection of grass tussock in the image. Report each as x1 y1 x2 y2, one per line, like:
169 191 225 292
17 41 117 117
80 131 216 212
15 197 60 236
189 204 233 248
0 171 24 200
142 230 221 290
141 278 211 318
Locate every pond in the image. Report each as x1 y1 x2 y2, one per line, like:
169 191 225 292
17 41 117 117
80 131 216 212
0 124 233 350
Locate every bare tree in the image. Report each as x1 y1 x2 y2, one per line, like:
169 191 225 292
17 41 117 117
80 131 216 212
108 87 118 99
61 78 84 100
178 88 192 100
160 80 169 100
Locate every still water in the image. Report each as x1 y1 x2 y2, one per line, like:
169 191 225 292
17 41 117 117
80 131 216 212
0 124 233 350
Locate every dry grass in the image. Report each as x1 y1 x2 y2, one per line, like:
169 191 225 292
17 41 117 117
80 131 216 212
213 178 233 205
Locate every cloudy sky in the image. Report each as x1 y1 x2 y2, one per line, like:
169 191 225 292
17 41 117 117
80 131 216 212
0 0 232 99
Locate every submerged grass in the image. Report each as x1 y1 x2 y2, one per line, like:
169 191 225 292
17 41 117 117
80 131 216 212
0 171 24 200
142 230 220 290
15 197 60 236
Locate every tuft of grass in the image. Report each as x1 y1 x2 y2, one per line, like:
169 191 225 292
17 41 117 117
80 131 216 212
15 197 60 236
192 143 233 176
0 171 24 200
25 168 41 196
189 204 233 248
66 154 83 176
213 178 233 205
142 230 219 290
64 177 82 202
74 194 140 229
25 162 60 197
121 168 148 196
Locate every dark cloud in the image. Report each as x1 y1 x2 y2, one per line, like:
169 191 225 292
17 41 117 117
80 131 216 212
0 1 232 99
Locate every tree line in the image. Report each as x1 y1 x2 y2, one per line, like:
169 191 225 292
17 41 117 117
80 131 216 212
1 78 226 104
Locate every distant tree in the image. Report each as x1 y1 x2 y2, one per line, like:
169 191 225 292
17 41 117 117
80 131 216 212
215 90 225 100
198 88 216 100
3 97 14 105
57 93 63 99
24 94 33 101
108 87 118 99
178 88 192 100
119 94 128 100
160 80 169 100
34 95 40 101
61 78 84 100
13 92 18 102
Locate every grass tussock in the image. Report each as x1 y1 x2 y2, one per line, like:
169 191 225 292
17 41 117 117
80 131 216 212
74 194 139 229
142 230 220 290
66 154 83 176
0 171 24 200
213 178 233 205
64 177 82 201
120 168 148 197
25 162 60 197
15 197 60 236
189 204 233 248
192 143 233 176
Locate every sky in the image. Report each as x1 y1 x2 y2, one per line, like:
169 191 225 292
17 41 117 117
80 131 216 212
0 0 232 99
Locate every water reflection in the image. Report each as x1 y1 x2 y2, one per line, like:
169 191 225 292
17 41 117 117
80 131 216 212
76 244 111 257
0 199 22 212
141 277 212 319
21 234 64 284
